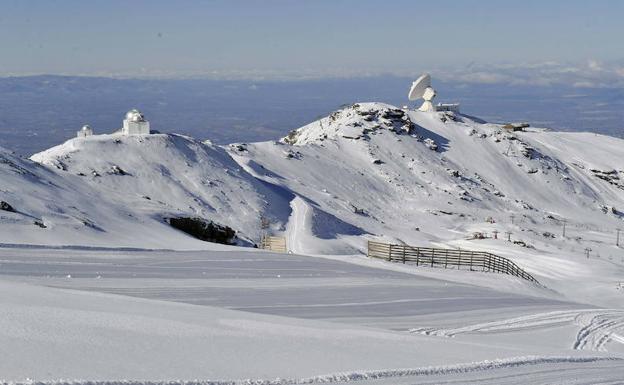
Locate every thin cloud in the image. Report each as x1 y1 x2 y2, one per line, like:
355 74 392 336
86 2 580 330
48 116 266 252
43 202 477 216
437 60 624 88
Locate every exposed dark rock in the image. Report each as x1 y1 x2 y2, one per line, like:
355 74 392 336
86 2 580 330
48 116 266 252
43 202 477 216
0 201 15 212
591 169 623 189
284 149 302 159
110 165 127 175
283 129 299 145
446 169 460 177
168 217 236 245
230 143 248 152
380 108 405 119
513 240 534 248
424 138 438 151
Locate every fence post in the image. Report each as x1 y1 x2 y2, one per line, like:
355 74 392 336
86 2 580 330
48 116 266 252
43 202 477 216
416 248 420 266
470 252 474 271
445 249 448 268
402 246 406 264
431 249 435 267
388 244 393 261
367 241 370 258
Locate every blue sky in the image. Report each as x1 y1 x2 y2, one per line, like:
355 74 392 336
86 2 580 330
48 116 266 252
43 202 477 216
1 0 623 82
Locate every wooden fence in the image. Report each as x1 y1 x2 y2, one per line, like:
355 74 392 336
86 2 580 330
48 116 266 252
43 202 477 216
260 235 287 253
367 241 539 285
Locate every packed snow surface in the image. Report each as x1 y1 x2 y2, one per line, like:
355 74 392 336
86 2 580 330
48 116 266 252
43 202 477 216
1 248 623 383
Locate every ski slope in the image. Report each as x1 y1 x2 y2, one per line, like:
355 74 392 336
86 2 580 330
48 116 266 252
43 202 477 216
1 247 623 383
0 246 575 330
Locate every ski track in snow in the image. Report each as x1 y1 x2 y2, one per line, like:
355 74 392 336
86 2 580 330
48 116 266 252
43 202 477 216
410 309 624 351
285 196 312 255
1 356 620 385
574 311 624 351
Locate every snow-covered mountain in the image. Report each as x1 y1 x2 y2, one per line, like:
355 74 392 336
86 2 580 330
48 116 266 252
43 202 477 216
0 146 182 248
229 102 624 305
231 102 623 249
26 133 292 248
3 101 624 382
2 102 623 302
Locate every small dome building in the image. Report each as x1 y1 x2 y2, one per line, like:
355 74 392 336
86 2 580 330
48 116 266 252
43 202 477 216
121 108 150 135
76 124 94 138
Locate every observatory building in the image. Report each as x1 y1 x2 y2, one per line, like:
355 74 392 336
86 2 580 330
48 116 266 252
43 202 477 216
121 109 150 135
436 103 460 113
76 124 94 138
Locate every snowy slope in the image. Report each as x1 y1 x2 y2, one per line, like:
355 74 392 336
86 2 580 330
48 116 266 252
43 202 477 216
0 279 566 381
1 253 623 383
228 102 624 306
0 146 207 248
27 134 291 247
234 103 624 247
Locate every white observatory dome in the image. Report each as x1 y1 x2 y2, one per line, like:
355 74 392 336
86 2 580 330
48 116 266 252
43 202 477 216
121 108 150 135
76 124 94 138
125 109 145 123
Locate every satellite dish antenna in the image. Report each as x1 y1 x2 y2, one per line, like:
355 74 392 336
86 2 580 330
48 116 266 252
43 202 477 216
408 73 436 112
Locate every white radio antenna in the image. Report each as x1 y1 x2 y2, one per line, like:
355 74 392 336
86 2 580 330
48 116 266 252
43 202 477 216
408 73 436 112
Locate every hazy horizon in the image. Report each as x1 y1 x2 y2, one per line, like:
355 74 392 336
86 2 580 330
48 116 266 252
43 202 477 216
1 74 621 156
1 0 623 86
1 0 623 155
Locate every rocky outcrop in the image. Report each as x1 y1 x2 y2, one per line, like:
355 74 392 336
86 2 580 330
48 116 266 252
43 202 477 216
168 217 236 245
0 201 15 212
